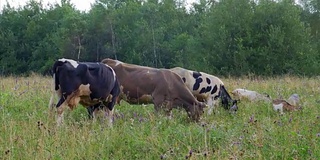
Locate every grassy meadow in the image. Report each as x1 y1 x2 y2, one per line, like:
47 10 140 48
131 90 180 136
0 74 319 159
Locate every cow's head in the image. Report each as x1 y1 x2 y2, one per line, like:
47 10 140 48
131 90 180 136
220 85 238 111
53 58 81 75
53 60 89 91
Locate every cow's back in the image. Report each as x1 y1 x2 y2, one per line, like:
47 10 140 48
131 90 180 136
85 63 116 94
106 62 160 99
159 69 201 106
170 67 224 98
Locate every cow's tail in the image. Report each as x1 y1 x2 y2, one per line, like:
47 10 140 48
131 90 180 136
108 79 121 110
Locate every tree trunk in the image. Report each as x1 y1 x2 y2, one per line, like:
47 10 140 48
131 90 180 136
111 23 117 60
77 36 81 61
152 25 157 67
96 43 99 61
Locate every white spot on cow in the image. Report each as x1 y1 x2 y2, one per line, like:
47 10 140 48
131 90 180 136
272 103 284 114
58 58 79 68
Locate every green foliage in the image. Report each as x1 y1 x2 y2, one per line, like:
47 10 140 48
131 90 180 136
0 0 319 76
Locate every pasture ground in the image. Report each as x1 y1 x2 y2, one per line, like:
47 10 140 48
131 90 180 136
0 75 319 159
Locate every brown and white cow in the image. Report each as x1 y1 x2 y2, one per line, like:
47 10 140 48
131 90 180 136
169 67 237 114
272 99 296 114
101 58 206 121
48 58 120 126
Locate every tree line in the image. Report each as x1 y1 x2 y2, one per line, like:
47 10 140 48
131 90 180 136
0 0 319 76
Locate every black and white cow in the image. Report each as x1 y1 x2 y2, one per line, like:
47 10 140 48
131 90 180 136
170 67 237 114
48 58 120 126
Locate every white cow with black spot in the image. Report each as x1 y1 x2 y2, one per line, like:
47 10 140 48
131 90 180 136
231 88 271 103
170 67 237 114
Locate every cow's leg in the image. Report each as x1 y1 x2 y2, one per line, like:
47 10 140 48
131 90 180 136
105 106 114 127
48 93 57 119
48 94 55 110
207 97 215 115
87 106 93 119
102 85 120 126
98 102 112 126
153 95 174 119
56 98 67 126
48 76 56 109
107 84 120 112
207 97 220 115
163 100 173 119
102 101 114 127
91 104 103 122
279 106 284 115
152 95 165 113
87 103 100 119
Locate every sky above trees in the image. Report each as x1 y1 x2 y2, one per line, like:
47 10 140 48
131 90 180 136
1 0 95 11
0 0 199 11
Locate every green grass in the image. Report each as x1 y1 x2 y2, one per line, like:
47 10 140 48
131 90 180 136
0 75 319 159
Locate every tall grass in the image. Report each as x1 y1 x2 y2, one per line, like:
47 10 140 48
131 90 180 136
0 75 319 159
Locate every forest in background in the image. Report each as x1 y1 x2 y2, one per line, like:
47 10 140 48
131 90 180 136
0 0 319 76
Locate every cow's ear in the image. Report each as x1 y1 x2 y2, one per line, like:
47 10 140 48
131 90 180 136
76 64 88 76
